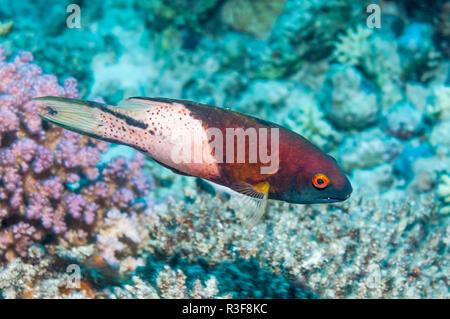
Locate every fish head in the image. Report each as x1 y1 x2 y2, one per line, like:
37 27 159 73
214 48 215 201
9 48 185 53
288 153 352 204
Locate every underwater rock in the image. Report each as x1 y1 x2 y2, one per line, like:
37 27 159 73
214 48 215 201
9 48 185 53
337 128 403 171
0 243 231 298
383 101 425 140
238 80 291 115
399 23 433 59
393 142 433 182
352 164 395 195
398 23 437 81
410 156 450 193
321 64 380 130
220 0 286 40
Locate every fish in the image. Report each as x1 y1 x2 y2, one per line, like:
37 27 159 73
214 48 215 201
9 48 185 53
34 96 352 225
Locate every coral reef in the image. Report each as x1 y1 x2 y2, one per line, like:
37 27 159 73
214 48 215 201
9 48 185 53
136 193 448 298
437 174 450 215
0 0 449 299
0 244 230 299
0 47 151 262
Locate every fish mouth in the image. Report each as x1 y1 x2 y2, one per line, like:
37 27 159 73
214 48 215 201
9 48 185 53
316 197 343 203
317 193 351 203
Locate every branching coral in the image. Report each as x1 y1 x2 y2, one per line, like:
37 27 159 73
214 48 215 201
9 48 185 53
332 24 373 67
95 208 148 270
0 46 151 262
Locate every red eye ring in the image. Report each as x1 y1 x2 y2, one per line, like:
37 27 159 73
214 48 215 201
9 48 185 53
312 173 329 189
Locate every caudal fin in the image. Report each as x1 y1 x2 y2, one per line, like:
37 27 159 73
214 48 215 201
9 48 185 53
34 96 108 138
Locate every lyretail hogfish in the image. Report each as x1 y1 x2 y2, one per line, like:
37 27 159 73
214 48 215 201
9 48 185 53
35 96 352 224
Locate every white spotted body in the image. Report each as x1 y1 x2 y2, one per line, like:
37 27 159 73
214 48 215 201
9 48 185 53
36 96 220 180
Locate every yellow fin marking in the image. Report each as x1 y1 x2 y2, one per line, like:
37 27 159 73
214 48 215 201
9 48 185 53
253 181 270 193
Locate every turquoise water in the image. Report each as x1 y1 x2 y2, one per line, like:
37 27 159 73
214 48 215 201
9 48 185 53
0 0 448 298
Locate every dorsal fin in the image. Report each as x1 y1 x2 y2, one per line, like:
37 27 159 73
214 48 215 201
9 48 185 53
123 97 212 111
115 98 158 111
127 97 179 104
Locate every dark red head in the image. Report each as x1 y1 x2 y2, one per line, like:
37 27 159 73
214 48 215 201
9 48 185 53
275 138 352 204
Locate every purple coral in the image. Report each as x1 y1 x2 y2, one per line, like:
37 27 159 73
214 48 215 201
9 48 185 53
0 46 152 262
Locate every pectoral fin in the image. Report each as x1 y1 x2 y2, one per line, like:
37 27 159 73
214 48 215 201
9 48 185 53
231 181 270 227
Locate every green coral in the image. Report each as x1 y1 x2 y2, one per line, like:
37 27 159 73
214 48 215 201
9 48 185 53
0 20 13 36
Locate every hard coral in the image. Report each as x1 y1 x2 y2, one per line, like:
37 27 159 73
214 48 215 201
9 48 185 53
143 192 448 298
0 46 151 262
437 174 450 215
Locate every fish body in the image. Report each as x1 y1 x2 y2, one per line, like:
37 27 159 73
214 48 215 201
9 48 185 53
35 96 352 212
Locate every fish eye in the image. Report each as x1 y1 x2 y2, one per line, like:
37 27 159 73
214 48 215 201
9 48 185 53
312 173 329 189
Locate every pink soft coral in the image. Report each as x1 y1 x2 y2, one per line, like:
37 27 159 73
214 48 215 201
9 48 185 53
0 46 152 262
